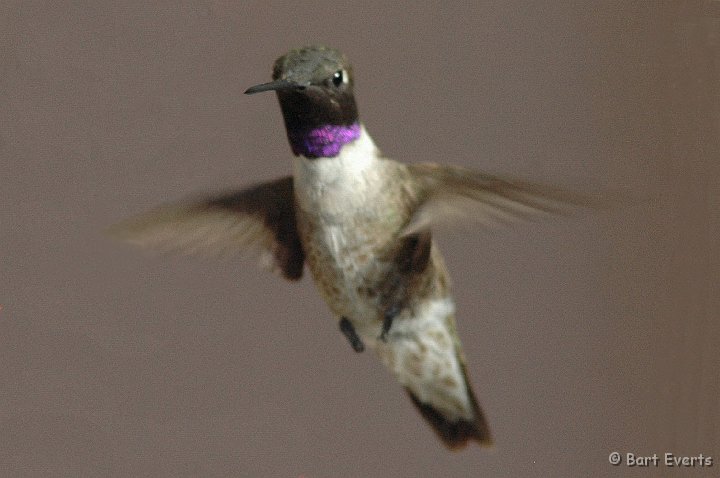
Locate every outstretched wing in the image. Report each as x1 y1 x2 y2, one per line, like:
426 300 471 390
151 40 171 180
382 163 593 447
107 176 304 280
404 163 591 235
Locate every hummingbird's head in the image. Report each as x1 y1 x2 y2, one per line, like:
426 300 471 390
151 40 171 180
245 46 361 158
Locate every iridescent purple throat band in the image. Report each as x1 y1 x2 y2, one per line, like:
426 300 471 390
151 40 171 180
289 122 361 158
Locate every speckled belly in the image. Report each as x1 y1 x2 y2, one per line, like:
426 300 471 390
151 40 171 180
297 210 394 323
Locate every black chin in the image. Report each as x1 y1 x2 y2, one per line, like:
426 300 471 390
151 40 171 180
277 89 359 133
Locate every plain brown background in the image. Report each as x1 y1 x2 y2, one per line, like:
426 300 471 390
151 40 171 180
2 1 719 477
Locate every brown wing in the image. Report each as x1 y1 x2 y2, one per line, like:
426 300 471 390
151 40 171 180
107 176 304 280
404 163 592 235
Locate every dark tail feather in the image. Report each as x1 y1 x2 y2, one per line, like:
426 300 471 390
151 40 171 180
405 364 492 450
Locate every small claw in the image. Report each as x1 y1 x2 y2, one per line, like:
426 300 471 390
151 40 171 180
339 317 364 353
380 306 400 342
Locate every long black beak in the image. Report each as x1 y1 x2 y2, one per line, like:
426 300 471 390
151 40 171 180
244 79 304 95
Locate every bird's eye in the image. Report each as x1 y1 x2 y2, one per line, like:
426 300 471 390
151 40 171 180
332 70 345 87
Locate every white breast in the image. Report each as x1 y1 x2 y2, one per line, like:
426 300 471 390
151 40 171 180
293 127 396 320
293 126 382 219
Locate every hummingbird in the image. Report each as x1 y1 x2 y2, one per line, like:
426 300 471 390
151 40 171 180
110 46 583 449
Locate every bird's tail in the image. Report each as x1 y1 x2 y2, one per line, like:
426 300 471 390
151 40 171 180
373 296 493 450
405 357 492 449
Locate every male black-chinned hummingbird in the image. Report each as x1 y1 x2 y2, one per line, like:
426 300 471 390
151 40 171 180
110 45 585 449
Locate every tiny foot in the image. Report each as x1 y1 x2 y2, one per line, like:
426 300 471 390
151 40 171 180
339 317 364 353
379 305 400 342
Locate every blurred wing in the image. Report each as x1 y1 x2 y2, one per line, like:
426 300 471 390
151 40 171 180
404 163 591 235
107 176 304 280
